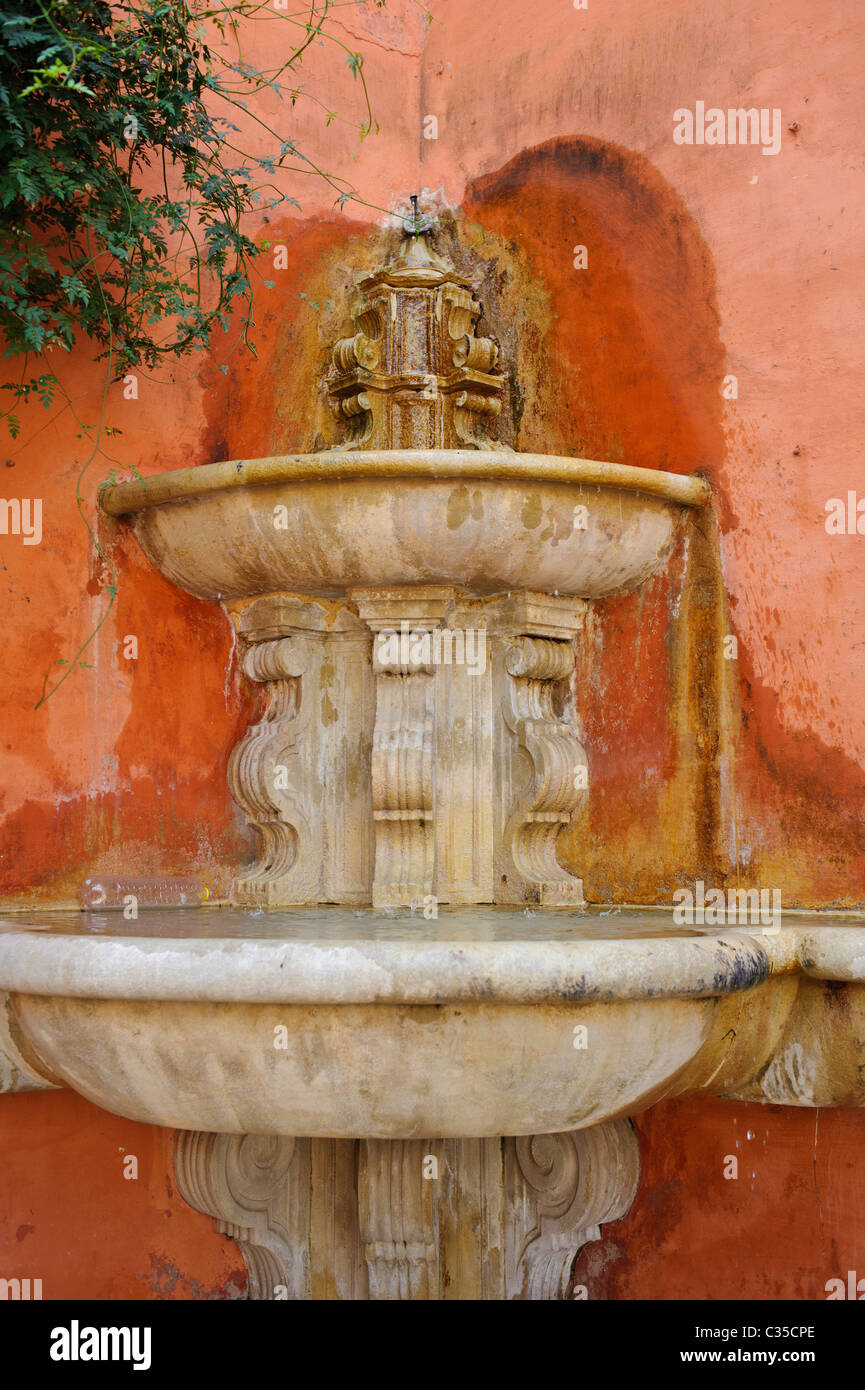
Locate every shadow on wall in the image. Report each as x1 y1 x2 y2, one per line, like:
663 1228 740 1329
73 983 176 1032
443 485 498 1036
465 134 728 476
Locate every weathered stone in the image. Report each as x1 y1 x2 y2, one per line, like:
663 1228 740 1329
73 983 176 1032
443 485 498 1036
174 1121 641 1301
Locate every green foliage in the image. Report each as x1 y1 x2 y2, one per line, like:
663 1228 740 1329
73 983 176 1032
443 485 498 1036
0 0 375 413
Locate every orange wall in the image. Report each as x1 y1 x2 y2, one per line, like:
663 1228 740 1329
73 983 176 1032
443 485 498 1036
579 1099 865 1300
2 1088 862 1300
2 0 864 1299
422 0 865 796
0 1091 244 1299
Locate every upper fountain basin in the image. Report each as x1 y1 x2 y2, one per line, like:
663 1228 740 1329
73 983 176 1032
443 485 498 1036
99 450 709 602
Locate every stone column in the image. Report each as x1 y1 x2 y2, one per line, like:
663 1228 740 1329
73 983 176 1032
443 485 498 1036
350 587 451 910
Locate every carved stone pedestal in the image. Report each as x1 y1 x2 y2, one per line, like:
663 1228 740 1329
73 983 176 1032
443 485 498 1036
174 1121 639 1300
226 588 588 909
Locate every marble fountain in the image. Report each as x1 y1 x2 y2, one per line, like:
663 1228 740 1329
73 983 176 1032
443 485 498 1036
2 216 864 1300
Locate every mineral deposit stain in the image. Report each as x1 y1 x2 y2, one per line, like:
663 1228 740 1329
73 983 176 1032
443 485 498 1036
447 484 471 529
521 493 542 529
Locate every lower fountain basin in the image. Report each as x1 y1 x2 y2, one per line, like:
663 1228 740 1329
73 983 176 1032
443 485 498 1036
0 906 770 1136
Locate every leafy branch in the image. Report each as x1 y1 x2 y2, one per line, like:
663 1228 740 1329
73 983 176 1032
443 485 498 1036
0 0 386 419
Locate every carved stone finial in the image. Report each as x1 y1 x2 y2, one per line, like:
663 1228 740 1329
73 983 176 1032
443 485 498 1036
327 203 509 451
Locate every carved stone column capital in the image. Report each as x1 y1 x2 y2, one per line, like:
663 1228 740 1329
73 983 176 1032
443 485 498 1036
222 586 591 910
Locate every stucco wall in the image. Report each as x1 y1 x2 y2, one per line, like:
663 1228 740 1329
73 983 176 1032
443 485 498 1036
2 0 863 1298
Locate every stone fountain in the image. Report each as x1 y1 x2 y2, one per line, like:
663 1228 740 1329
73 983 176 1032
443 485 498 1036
2 211 864 1300
96 222 708 914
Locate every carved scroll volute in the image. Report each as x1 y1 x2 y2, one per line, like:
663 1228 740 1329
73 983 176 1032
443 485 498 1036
499 635 587 904
442 280 509 451
229 634 323 906
453 334 498 373
332 332 379 373
443 284 480 343
332 389 371 423
175 1132 306 1300
508 1123 640 1300
223 1134 297 1212
452 389 506 451
327 303 382 444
